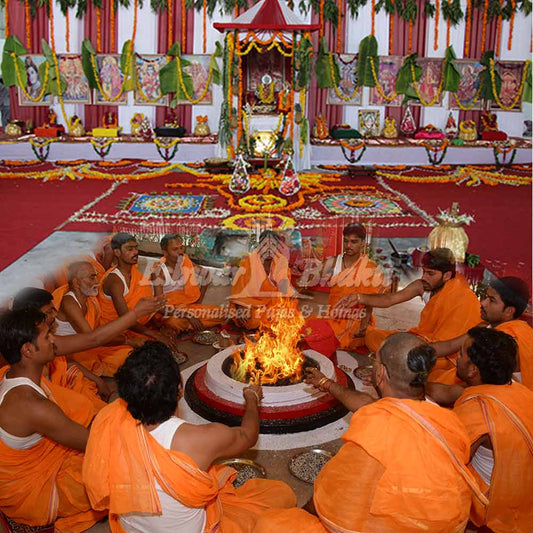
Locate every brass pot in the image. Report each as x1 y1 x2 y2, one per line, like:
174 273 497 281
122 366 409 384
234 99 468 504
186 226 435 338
131 122 141 136
194 122 211 137
70 123 85 137
5 121 22 137
294 110 303 125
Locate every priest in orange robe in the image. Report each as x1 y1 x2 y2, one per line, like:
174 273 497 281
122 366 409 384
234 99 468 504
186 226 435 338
0 309 106 532
230 230 296 330
453 327 533 531
338 248 481 383
303 224 387 354
254 332 486 532
83 341 296 532
151 234 226 333
52 261 138 377
98 233 177 350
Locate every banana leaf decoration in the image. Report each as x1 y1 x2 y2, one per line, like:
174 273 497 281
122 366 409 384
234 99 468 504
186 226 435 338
120 40 136 93
395 53 420 103
160 43 193 107
357 34 379 87
479 51 500 102
209 41 223 86
523 61 532 103
442 45 460 93
81 39 99 89
1 35 28 88
315 37 339 89
41 40 67 96
295 34 313 90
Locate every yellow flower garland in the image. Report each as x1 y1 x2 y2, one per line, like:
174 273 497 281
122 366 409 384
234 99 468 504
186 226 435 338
452 89 481 111
12 53 50 102
135 74 163 103
329 54 359 101
369 56 398 102
411 63 444 107
176 54 214 104
489 58 530 111
90 52 131 103
258 81 274 104
154 137 181 149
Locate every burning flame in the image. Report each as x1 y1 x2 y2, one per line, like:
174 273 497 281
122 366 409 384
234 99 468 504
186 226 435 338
231 298 305 384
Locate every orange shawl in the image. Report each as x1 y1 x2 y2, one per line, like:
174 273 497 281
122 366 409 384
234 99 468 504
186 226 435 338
83 400 296 533
97 265 153 325
313 398 483 532
496 320 533 391
0 366 103 532
454 383 533 531
153 255 201 307
327 255 386 350
231 251 295 305
52 284 101 329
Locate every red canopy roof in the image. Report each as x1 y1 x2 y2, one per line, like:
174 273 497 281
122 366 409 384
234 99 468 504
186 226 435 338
214 0 320 33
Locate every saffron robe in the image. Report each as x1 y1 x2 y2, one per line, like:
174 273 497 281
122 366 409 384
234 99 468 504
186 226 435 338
454 383 533 532
97 265 153 325
154 255 225 333
230 251 295 329
366 274 481 384
254 398 486 533
52 284 132 377
0 366 105 532
82 400 296 533
496 320 533 391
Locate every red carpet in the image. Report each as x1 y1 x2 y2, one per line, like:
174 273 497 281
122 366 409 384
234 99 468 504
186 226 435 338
0 178 111 270
0 161 530 288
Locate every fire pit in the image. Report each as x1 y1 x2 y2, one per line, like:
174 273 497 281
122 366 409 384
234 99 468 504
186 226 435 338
185 299 353 433
185 345 353 433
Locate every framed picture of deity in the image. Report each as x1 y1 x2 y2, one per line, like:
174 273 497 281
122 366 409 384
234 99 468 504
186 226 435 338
450 60 484 110
358 109 380 137
17 55 53 106
411 58 444 107
490 61 524 112
176 54 214 105
92 54 129 105
369 56 403 106
327 54 362 105
134 54 168 106
58 54 91 104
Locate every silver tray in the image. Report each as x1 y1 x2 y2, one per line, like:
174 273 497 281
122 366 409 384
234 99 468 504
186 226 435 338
217 458 267 488
353 365 373 381
289 449 334 484
192 330 219 345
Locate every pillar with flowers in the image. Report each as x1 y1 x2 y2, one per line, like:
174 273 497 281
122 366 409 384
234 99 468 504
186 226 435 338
214 0 319 171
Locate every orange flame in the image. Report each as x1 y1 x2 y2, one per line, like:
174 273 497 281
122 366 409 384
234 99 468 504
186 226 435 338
231 298 305 385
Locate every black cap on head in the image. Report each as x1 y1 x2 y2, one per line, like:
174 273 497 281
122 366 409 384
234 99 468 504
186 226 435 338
490 276 530 318
422 248 456 278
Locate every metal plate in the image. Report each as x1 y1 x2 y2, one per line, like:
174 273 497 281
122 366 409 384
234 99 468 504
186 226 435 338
289 449 334 484
192 330 219 345
353 365 373 381
217 458 267 488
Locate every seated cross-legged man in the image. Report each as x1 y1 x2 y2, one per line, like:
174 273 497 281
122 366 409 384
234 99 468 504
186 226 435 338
452 327 533 532
301 223 387 358
0 309 107 532
151 233 226 334
230 230 297 330
98 233 178 351
337 248 481 384
52 261 141 377
254 332 487 533
82 341 296 533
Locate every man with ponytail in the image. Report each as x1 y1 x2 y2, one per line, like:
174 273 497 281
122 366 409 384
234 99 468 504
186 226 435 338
253 333 486 533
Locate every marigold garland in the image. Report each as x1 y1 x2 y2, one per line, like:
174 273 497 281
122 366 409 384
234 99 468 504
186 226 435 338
389 3 394 54
96 7 102 53
168 0 173 49
203 0 207 53
434 0 439 51
24 0 31 50
408 19 413 53
65 9 70 52
329 54 359 101
464 0 471 55
29 137 56 162
110 0 115 52
508 0 515 50
481 0 489 54
452 89 481 110
13 53 50 102
182 0 186 51
5 0 9 37
369 56 398 102
489 59 530 111
371 0 375 36
176 54 214 104
337 0 342 53
495 0 502 55
319 0 325 40
411 63 444 106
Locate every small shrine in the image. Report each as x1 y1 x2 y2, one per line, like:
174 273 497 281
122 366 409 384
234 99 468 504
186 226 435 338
214 0 319 169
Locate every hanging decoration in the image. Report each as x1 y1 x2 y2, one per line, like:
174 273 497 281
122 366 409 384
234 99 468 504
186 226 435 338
337 0 342 52
96 7 102 53
229 153 251 194
464 0 471 55
29 137 55 162
4 0 9 37
203 0 207 53
111 0 115 52
481 0 489 54
434 0 440 50
65 9 70 52
279 155 301 196
422 139 449 166
492 142 517 167
508 0 516 50
24 0 31 49
339 140 366 164
182 0 186 51
90 137 118 159
168 0 173 49
495 0 502 54
154 137 181 161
